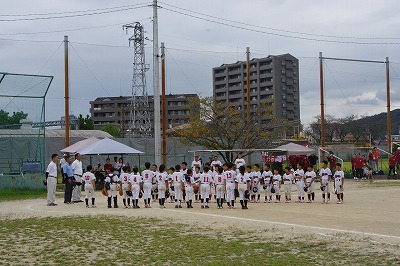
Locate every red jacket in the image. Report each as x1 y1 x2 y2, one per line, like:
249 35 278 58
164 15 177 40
389 156 397 167
355 158 364 169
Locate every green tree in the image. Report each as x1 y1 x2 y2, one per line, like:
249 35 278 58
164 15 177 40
78 114 94 130
0 110 28 125
101 124 121 138
171 97 288 162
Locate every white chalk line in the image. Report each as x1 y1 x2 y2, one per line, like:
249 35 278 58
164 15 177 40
164 209 400 240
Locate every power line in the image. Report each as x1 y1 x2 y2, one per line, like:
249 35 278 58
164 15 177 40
159 5 400 45
159 2 400 41
0 4 149 22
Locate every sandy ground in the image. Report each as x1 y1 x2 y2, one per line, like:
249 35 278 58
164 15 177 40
1 180 400 248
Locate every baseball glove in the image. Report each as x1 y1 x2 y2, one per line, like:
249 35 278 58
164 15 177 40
170 185 175 191
252 186 258 193
165 190 170 198
244 190 250 199
234 189 239 198
185 175 191 182
263 184 268 190
303 186 308 192
126 190 132 197
154 188 158 194
270 187 276 194
101 188 108 196
320 185 326 191
42 179 47 186
139 191 143 198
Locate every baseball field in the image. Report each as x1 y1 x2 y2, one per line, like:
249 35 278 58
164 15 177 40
1 180 399 265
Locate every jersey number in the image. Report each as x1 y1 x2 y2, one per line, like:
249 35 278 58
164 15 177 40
218 177 222 182
124 176 128 182
204 176 209 183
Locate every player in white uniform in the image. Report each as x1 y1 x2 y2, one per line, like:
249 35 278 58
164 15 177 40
141 162 154 208
234 153 246 170
183 169 194 208
320 160 332 204
282 167 293 203
155 164 169 208
211 156 222 170
193 166 201 203
262 164 273 203
104 167 120 208
251 164 262 203
213 166 225 209
304 165 316 203
294 163 305 203
71 153 83 203
199 166 213 208
129 167 142 208
224 162 237 209
46 154 58 206
334 163 345 204
237 166 251 209
191 155 202 170
151 164 158 203
82 165 96 208
120 166 131 208
167 167 175 203
271 169 282 203
172 165 184 208
180 162 188 203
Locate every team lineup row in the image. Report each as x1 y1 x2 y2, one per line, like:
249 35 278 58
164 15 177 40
79 160 345 209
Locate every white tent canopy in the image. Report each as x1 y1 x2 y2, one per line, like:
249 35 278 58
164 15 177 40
275 142 315 155
61 137 144 155
60 137 99 154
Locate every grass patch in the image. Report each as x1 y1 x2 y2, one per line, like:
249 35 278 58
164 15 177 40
358 180 400 188
0 188 47 202
0 216 399 265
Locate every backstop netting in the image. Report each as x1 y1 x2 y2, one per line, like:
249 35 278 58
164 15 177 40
0 72 53 174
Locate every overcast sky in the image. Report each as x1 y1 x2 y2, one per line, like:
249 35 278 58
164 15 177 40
1 0 400 126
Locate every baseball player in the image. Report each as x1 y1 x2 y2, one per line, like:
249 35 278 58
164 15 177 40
183 169 194 208
168 167 175 203
193 166 201 203
294 163 305 203
151 164 158 202
320 160 332 204
71 153 83 203
156 164 169 208
46 154 58 206
304 165 316 203
334 163 345 204
181 162 188 175
129 166 142 209
213 166 225 209
271 168 282 202
251 164 262 203
224 162 236 209
172 165 184 208
199 166 213 208
120 166 131 208
191 155 202 170
237 166 251 209
142 162 154 208
282 167 293 203
82 165 96 208
261 164 273 203
211 156 222 169
234 153 246 170
104 167 120 208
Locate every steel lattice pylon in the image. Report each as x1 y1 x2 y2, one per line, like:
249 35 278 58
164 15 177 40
123 22 152 137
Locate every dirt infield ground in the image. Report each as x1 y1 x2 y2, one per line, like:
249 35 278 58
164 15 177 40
1 180 399 249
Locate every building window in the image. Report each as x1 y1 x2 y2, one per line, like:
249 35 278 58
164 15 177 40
293 87 298 92
282 103 286 108
281 69 286 74
282 86 286 91
281 61 286 66
281 78 286 83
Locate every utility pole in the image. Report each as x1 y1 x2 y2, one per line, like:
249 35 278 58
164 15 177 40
246 47 250 124
161 42 167 165
153 0 161 165
386 57 391 153
319 52 325 158
64 35 70 147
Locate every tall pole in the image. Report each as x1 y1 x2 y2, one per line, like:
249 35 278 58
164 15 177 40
153 0 161 165
161 42 167 165
64 35 70 147
319 52 325 157
386 57 391 153
246 47 250 124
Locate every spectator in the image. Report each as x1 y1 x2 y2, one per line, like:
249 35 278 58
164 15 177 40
368 149 376 172
328 151 336 174
372 147 380 172
350 154 357 179
388 154 397 179
354 153 364 181
394 147 400 172
308 154 318 169
104 158 112 173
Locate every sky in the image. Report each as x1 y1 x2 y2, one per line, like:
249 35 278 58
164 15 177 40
1 0 400 127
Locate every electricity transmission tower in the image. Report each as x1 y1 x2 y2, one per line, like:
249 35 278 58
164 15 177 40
123 22 152 137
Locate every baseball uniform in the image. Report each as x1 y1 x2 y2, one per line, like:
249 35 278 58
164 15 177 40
46 160 57 206
82 171 96 207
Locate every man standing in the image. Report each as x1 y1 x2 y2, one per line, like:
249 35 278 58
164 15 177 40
46 154 58 206
62 155 74 204
71 153 83 203
373 147 380 172
191 155 202 170
59 154 67 180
